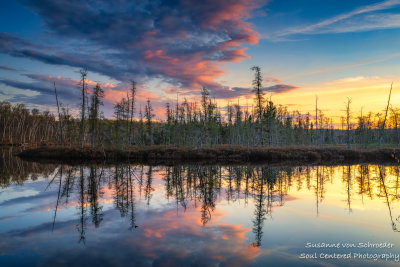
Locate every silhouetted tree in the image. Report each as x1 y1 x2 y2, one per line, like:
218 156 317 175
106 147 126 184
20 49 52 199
79 69 88 148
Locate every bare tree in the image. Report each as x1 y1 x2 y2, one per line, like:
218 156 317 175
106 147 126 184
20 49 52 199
345 97 352 148
379 83 393 147
145 99 154 145
79 69 88 148
128 80 136 145
53 82 63 145
315 95 318 146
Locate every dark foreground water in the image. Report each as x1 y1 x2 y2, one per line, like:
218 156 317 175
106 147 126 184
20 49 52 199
1 150 400 266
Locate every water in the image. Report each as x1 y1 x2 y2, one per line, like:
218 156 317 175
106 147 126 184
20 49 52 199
1 149 400 266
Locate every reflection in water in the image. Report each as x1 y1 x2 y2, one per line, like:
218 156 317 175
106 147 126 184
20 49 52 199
0 148 56 187
1 152 400 266
378 165 400 233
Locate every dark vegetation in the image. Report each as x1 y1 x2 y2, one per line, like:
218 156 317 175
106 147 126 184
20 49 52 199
17 145 400 165
1 66 399 163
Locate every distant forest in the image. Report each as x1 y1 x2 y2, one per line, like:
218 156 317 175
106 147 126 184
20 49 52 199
0 67 398 148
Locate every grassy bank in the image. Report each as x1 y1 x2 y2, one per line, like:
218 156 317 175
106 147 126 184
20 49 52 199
16 145 400 165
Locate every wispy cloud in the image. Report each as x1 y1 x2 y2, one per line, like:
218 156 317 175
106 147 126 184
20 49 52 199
0 65 17 71
230 83 299 97
1 74 82 105
283 52 400 80
264 84 299 93
276 0 400 37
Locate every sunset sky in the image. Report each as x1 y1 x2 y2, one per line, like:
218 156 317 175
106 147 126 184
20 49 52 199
1 0 400 120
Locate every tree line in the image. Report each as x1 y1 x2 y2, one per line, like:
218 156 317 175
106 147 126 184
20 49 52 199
1 66 399 148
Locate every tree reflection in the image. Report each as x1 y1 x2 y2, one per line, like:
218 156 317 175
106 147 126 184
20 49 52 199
378 165 400 232
77 166 87 243
0 148 57 187
251 167 267 247
112 165 138 229
52 166 62 231
88 166 103 228
3 149 400 246
144 166 154 206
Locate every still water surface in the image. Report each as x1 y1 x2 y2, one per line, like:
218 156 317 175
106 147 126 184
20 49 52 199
1 150 400 266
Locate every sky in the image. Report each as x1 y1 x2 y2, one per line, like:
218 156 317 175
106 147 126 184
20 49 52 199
1 0 400 121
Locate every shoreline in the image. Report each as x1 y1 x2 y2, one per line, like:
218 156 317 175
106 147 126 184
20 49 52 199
16 145 400 165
